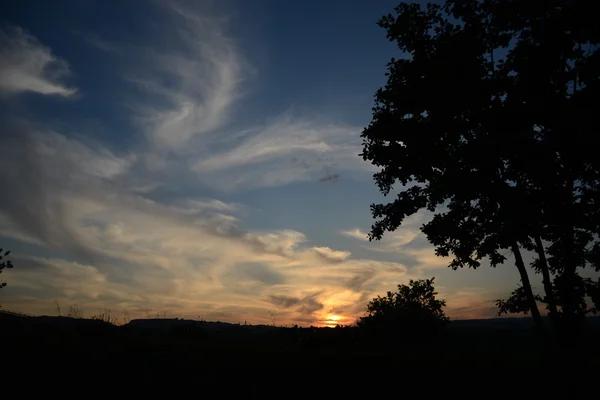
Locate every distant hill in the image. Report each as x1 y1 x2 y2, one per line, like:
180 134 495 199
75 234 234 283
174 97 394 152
3 309 600 334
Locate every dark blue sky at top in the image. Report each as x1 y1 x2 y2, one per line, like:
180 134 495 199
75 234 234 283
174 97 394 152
0 0 406 246
2 0 401 149
2 0 516 273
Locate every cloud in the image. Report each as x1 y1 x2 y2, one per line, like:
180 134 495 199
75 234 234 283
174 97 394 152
312 246 351 263
0 126 495 323
245 230 307 258
125 1 246 151
267 293 324 316
0 2 506 325
191 116 373 191
267 295 301 308
10 256 108 299
75 1 372 193
340 228 368 241
340 211 451 270
231 262 286 285
72 30 122 53
0 122 413 325
93 2 376 193
0 25 76 96
318 174 340 184
313 247 352 263
178 199 242 214
344 269 377 292
0 121 136 258
441 288 501 320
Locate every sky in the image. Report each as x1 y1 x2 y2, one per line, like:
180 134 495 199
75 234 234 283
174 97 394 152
0 0 528 326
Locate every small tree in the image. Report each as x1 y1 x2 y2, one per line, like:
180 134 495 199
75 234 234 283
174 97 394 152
0 248 14 289
358 278 448 340
268 310 278 326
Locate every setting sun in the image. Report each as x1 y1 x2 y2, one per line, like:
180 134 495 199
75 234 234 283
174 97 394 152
324 315 343 326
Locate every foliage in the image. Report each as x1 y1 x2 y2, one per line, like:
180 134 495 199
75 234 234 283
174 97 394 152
67 304 84 319
0 248 14 289
357 278 448 339
90 309 119 325
361 0 600 340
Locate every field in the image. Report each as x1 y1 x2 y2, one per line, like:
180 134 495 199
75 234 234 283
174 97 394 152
3 312 599 385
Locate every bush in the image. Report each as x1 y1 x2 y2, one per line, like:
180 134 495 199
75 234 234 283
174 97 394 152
357 278 448 342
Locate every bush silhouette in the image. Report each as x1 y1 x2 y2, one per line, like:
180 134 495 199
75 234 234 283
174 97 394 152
357 278 448 342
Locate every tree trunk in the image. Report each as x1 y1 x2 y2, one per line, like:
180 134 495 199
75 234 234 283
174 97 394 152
559 177 579 347
534 235 558 319
511 242 545 335
533 235 559 350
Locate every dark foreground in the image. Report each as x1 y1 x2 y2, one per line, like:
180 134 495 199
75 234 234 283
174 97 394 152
3 314 599 384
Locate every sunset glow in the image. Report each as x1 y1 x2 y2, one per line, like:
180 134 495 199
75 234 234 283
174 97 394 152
323 314 344 327
0 0 526 325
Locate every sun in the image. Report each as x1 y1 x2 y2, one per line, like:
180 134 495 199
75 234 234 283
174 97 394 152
324 314 343 326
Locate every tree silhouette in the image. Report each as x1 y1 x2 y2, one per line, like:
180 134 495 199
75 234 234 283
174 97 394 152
268 310 278 326
358 278 448 340
361 0 599 344
0 248 14 289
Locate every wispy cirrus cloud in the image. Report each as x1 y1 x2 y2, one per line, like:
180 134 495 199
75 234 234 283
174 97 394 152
340 211 450 270
440 287 502 320
72 1 373 193
0 25 77 97
81 1 372 192
340 228 368 241
190 116 374 191
312 246 351 263
125 1 246 151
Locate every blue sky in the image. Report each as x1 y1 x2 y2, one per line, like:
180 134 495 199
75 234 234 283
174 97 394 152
0 0 525 325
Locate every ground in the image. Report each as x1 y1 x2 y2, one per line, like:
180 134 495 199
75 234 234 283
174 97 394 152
2 313 599 385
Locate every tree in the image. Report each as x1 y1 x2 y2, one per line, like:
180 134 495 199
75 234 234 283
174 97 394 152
357 278 448 339
0 248 14 289
361 0 599 345
268 310 278 326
